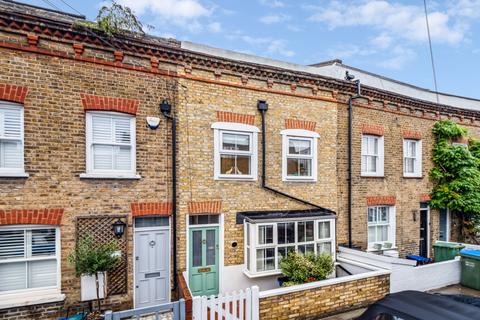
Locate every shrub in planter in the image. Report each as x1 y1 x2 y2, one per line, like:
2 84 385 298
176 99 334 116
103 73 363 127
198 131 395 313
68 235 120 317
280 252 334 287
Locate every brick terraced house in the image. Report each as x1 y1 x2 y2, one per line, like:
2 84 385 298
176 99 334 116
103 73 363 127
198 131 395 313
0 1 479 319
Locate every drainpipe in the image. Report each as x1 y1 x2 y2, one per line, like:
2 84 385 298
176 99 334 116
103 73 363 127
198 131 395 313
160 99 178 290
257 100 326 210
345 72 362 248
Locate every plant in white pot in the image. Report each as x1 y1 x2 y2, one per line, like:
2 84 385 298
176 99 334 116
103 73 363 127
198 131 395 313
68 235 120 318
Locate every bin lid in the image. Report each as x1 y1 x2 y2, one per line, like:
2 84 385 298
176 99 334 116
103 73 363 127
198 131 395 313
433 241 465 249
460 249 480 260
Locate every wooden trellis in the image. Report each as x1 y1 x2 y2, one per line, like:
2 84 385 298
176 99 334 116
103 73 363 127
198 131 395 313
76 215 128 296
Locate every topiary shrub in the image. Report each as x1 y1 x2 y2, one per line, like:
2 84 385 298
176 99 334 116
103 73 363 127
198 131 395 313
280 252 334 287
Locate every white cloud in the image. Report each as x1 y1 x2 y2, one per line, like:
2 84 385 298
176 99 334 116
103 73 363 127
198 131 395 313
117 0 210 19
208 22 222 33
378 46 416 70
260 13 290 25
449 0 480 18
308 0 466 45
240 35 294 57
259 0 285 8
325 44 377 60
370 33 392 50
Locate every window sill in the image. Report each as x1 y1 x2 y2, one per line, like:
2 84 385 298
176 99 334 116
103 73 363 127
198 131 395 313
0 292 65 310
243 269 282 278
367 246 398 252
0 172 29 178
283 178 317 183
403 175 423 179
80 173 141 180
360 174 384 178
214 176 257 181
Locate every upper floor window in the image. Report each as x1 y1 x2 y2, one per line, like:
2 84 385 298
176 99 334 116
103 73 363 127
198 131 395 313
367 206 395 250
0 102 24 176
281 129 319 182
212 122 258 180
244 218 335 276
84 112 136 178
361 135 384 177
403 139 422 177
0 226 60 294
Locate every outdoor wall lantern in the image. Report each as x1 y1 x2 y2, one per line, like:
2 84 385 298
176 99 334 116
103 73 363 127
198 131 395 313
112 218 126 238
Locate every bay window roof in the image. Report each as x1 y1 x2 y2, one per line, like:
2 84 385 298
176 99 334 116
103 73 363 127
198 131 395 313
236 209 336 225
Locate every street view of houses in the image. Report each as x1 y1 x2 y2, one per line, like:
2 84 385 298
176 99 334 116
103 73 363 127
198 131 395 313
1 0 480 319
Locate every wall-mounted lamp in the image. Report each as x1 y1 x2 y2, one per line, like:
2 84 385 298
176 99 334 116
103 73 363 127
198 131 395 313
112 219 126 238
412 210 418 222
160 99 172 115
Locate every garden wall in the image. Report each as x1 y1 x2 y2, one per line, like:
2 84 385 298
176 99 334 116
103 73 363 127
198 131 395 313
258 272 390 320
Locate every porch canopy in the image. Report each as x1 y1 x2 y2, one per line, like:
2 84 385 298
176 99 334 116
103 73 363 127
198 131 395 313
236 208 336 224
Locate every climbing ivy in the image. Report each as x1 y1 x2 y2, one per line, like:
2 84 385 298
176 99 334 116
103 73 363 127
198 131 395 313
429 120 480 243
75 1 150 37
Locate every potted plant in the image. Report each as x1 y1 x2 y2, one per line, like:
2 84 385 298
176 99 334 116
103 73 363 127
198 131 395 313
68 235 120 319
279 252 334 287
383 242 393 249
373 243 383 251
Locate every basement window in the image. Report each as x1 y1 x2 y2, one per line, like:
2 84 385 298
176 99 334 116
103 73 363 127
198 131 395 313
281 129 319 182
212 122 259 180
244 218 335 277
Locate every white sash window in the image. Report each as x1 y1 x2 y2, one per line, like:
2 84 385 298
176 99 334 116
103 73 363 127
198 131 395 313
0 102 24 175
281 129 319 182
84 112 136 177
403 139 422 177
0 226 60 294
361 135 384 177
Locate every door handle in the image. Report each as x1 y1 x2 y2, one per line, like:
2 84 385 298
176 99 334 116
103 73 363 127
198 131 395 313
202 239 206 244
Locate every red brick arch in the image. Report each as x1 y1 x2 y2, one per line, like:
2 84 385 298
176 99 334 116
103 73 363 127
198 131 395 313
80 93 139 115
0 84 28 104
0 208 64 225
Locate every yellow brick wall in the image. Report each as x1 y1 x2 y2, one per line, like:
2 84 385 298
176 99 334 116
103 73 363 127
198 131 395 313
259 275 389 320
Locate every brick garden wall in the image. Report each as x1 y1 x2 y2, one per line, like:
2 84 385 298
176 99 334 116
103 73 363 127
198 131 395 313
259 274 390 320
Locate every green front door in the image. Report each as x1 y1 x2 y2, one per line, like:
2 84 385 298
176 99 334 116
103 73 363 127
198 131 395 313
189 227 219 296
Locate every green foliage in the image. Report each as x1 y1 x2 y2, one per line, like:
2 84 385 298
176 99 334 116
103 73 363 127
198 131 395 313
75 1 150 37
280 252 334 287
68 235 120 277
430 120 480 239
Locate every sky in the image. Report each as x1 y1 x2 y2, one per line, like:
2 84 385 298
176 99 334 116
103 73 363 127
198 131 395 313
17 0 480 99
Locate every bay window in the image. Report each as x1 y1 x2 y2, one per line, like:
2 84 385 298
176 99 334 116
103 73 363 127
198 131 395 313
403 139 422 177
361 135 384 177
281 129 319 181
82 111 137 178
0 226 60 294
212 122 259 180
0 102 25 177
367 206 396 249
244 218 335 276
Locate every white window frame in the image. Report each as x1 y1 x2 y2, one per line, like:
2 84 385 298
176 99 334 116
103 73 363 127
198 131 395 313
281 129 319 182
244 218 336 277
82 111 138 179
403 139 422 178
0 225 61 305
0 101 26 177
212 122 259 180
361 135 384 177
367 206 396 250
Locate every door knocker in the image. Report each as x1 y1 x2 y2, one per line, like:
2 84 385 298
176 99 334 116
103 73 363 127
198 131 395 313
149 240 156 247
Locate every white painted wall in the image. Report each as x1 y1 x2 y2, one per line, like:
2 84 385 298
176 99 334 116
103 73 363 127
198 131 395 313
390 258 461 293
220 265 280 292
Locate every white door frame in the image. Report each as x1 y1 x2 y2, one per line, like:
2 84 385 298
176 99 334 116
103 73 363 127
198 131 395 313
133 222 171 308
185 214 224 293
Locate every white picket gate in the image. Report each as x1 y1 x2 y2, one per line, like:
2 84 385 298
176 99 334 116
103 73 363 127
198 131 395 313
192 286 259 320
